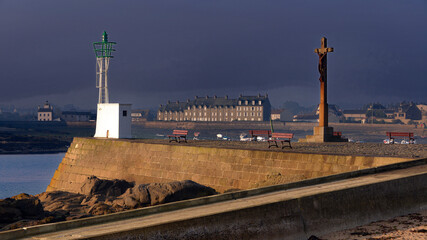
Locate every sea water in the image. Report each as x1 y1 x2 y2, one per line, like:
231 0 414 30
0 153 64 199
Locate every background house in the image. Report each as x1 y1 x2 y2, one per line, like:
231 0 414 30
131 109 153 122
157 94 271 122
37 101 53 121
62 111 94 122
270 109 283 121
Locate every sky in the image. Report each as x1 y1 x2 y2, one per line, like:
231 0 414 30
0 0 426 110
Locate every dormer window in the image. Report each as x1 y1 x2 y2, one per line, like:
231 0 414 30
258 100 262 105
252 100 255 105
245 100 248 105
238 101 241 105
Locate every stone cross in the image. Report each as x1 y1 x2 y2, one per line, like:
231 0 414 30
315 37 333 127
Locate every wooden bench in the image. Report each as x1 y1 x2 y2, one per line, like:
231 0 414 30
386 132 414 144
249 130 271 141
168 130 188 143
268 132 294 149
333 132 342 137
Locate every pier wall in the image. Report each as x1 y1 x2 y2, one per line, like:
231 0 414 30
47 137 413 193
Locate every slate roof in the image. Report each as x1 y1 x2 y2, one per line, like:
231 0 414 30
343 110 366 114
38 109 53 113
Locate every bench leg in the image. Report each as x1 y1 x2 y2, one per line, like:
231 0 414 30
268 141 278 148
281 140 292 149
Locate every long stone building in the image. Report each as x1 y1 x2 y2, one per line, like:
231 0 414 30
157 94 271 122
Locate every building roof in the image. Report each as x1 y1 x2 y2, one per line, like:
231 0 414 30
38 109 53 113
293 114 318 120
271 109 284 114
343 110 366 114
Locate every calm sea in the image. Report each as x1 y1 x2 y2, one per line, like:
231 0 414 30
0 153 64 199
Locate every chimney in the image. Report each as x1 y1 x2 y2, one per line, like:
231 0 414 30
167 100 170 104
195 96 198 99
214 95 217 99
239 94 243 97
225 95 228 99
206 95 209 99
258 93 261 97
176 100 179 104
265 93 268 98
187 99 190 103
159 104 162 107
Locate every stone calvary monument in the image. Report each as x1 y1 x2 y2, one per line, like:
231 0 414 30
300 37 347 142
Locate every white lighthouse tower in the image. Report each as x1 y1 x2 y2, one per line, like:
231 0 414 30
93 31 132 138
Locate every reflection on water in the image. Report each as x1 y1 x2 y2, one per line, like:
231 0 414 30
0 153 64 199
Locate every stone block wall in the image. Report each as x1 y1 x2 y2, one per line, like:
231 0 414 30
47 138 413 193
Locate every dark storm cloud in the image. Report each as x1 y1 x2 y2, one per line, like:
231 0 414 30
0 0 426 108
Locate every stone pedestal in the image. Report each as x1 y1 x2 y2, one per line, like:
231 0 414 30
299 126 347 143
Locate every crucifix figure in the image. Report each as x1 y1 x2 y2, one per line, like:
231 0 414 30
314 37 333 127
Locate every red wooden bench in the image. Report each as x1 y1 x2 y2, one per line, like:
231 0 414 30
268 132 294 149
386 132 414 144
249 130 271 141
333 132 342 137
168 130 188 143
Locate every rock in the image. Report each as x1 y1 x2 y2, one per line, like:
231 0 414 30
150 180 216 204
1 180 216 231
87 203 114 215
0 205 22 223
0 193 45 225
10 193 44 217
79 176 134 198
114 180 216 208
37 191 85 213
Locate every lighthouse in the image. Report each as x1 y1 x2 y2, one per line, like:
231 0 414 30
93 32 132 139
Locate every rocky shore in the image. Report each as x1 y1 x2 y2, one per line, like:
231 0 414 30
0 176 216 231
321 210 427 240
0 132 69 154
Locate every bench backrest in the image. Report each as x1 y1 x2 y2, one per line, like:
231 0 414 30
249 130 271 136
333 132 342 137
271 132 294 139
386 132 414 138
172 130 188 135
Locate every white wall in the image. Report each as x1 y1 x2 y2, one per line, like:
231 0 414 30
94 103 132 138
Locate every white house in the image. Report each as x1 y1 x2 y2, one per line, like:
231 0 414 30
38 101 53 121
94 103 132 138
